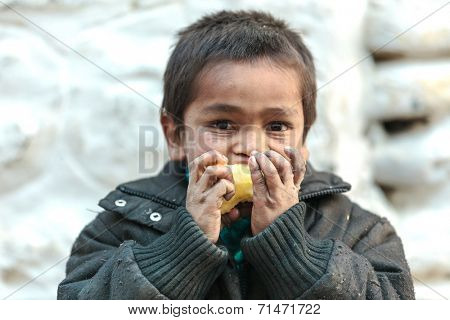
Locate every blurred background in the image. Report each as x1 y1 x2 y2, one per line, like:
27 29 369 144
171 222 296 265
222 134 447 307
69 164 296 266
0 0 449 299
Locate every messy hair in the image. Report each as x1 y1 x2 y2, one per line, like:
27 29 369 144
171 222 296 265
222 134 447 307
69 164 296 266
161 10 317 142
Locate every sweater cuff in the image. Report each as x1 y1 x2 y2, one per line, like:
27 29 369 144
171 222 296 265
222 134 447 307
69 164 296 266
241 201 334 299
132 206 228 299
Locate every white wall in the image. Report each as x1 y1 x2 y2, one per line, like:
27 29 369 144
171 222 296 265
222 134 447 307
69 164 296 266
0 0 449 299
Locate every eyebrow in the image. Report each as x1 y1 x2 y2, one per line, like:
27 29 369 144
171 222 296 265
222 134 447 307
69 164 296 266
201 103 294 117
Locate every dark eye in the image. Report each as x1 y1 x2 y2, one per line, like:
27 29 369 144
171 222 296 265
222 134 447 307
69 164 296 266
212 120 233 130
267 122 289 132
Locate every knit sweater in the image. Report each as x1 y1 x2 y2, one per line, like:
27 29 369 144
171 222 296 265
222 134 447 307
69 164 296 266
58 159 415 299
184 164 250 266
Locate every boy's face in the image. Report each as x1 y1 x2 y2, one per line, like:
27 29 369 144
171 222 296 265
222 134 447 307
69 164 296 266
162 58 308 167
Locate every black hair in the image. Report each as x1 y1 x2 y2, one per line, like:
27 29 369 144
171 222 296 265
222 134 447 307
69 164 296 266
161 10 317 142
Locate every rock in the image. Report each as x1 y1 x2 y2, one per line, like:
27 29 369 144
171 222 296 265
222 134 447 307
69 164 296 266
0 102 59 195
398 204 450 296
414 280 450 300
0 2 130 45
0 0 122 8
0 28 61 194
366 0 450 58
0 27 61 101
69 3 186 77
368 60 450 121
373 116 450 187
62 77 166 189
0 172 102 299
73 31 174 77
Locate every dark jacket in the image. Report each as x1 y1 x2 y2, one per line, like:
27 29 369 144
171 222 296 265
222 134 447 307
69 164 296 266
57 159 415 299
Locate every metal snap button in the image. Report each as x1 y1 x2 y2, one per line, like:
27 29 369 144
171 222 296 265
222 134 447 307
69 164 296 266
149 212 162 222
115 199 127 207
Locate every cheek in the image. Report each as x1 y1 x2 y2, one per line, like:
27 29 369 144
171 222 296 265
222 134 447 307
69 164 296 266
185 131 229 160
201 132 229 151
268 133 300 147
267 133 303 153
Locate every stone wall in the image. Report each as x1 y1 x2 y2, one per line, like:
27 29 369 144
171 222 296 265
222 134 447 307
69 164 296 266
0 0 448 299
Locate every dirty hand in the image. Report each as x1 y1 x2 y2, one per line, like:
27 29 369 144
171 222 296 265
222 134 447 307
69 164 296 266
186 150 235 244
248 146 306 235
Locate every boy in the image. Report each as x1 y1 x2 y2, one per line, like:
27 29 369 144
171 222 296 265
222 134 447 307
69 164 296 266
58 10 415 299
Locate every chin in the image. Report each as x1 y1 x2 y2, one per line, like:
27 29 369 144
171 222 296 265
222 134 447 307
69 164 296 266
237 201 253 218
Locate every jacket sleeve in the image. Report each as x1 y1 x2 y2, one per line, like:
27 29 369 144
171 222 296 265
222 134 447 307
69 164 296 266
240 201 415 299
57 206 228 299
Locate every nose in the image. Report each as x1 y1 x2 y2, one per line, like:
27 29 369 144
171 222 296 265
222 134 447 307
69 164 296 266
233 125 267 161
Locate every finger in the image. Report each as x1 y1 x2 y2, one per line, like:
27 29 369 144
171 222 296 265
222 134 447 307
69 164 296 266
198 165 235 196
263 149 294 185
254 151 282 195
248 154 268 197
188 150 228 183
207 178 235 204
284 146 306 188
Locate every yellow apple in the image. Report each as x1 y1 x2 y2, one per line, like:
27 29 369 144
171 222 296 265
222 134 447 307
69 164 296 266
220 164 253 214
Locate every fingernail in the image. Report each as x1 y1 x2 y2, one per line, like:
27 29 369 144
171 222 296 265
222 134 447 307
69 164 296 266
249 156 257 166
251 150 258 156
284 146 292 152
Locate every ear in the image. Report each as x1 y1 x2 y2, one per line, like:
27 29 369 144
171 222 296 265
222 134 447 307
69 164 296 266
160 111 186 161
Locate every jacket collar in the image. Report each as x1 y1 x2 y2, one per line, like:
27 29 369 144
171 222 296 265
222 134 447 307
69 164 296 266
98 159 351 232
117 159 189 207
